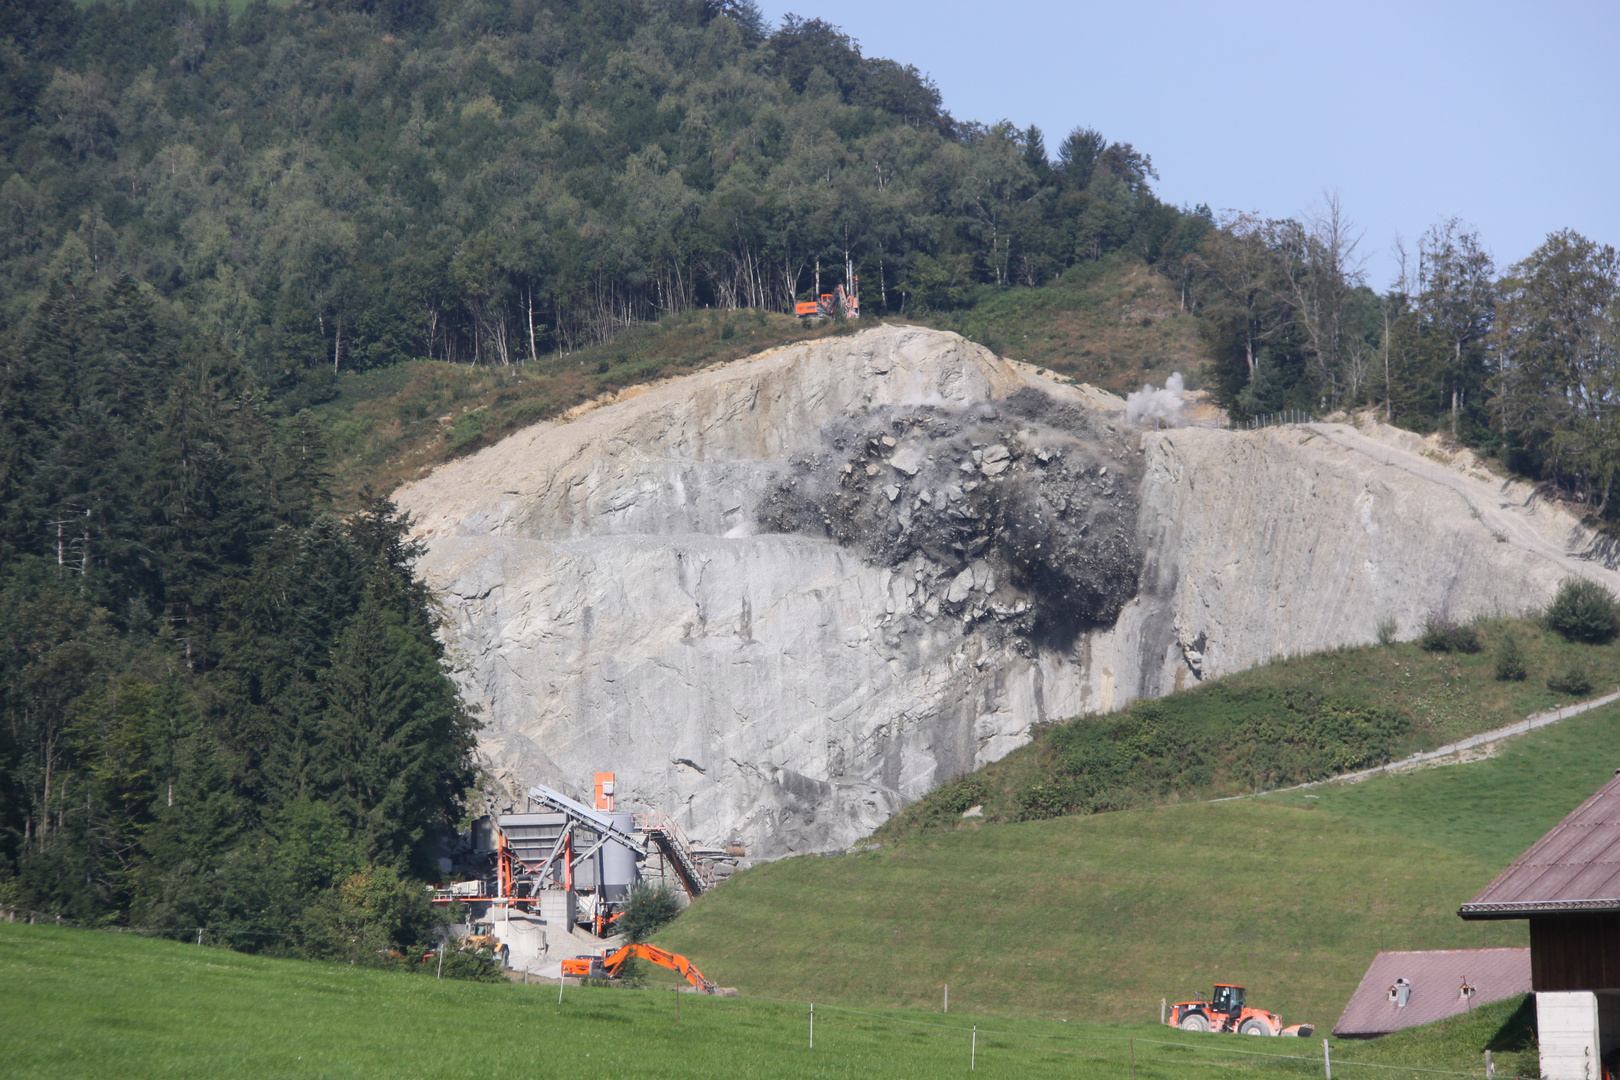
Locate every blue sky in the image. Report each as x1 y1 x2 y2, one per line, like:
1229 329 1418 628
758 1 1618 288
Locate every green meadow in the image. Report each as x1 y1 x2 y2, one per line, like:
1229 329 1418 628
0 920 1533 1079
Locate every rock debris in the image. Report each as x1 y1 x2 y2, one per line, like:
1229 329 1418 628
757 387 1143 647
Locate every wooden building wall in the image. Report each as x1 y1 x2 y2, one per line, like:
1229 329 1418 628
1531 915 1620 991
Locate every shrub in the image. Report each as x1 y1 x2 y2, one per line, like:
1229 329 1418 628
620 881 681 943
1545 578 1620 644
1419 615 1481 654
933 776 991 815
444 411 486 453
1547 662 1594 697
298 866 445 965
1494 634 1528 681
1375 617 1398 646
1015 780 1088 821
910 775 993 829
1542 663 1594 696
418 947 505 982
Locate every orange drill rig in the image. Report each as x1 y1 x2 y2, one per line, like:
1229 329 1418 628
1166 984 1314 1037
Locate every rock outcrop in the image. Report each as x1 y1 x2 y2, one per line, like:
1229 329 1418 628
394 325 1620 860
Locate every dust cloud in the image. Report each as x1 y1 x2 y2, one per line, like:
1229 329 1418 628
1125 373 1187 428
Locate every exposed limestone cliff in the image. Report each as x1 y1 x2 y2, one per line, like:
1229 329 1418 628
394 325 1620 860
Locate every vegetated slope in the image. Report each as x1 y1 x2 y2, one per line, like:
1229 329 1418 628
311 309 857 502
935 256 1208 395
656 699 1620 1027
881 616 1620 835
315 257 1197 503
0 920 1535 1080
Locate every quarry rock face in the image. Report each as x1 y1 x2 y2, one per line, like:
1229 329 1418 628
394 325 1620 860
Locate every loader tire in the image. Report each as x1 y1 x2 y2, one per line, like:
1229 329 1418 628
1179 1013 1210 1033
1239 1018 1271 1036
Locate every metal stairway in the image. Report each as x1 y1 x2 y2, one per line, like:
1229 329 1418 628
635 811 710 898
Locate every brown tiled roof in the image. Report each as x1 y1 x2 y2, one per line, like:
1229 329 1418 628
1333 949 1530 1037
1460 770 1620 918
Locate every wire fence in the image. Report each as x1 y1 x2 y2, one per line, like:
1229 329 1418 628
732 994 1500 1079
4 909 1507 1078
1181 410 1317 432
0 904 296 946
1237 410 1317 430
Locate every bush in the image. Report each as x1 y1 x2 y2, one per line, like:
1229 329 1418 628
619 881 681 943
1375 617 1398 646
417 946 505 982
1545 578 1620 644
1419 615 1481 654
910 775 993 829
1015 779 1088 821
298 866 445 965
1547 662 1594 697
1494 634 1528 681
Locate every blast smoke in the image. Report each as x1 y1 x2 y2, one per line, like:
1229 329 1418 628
757 387 1144 647
1125 372 1186 428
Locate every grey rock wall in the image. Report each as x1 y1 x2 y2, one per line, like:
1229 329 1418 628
394 325 1620 860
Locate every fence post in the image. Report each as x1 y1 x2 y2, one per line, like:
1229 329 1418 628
1324 1038 1332 1079
1131 1037 1136 1080
1161 998 1166 1024
971 1025 977 1070
809 1002 814 1049
196 927 203 946
944 984 948 1013
1485 1050 1494 1078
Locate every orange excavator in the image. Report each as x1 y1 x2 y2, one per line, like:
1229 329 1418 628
560 943 729 994
1167 984 1314 1037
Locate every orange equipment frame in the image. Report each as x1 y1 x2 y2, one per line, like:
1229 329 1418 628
560 943 718 993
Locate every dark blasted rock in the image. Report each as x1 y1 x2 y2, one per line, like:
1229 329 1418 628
756 388 1143 645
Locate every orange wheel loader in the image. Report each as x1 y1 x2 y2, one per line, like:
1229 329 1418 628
1166 984 1314 1037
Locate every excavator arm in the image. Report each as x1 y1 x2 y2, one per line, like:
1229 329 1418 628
601 943 717 994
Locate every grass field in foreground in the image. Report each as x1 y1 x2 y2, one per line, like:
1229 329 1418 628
661 702 1620 1030
0 921 1534 1080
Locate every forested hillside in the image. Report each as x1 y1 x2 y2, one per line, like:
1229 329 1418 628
5 0 1613 506
0 0 1204 387
0 275 479 951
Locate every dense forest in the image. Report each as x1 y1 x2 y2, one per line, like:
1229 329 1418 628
0 0 1616 954
1194 211 1620 516
0 275 478 955
0 0 1206 391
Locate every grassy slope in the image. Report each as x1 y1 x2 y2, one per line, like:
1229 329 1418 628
936 256 1207 394
880 617 1620 833
311 258 1205 505
660 700 1620 1043
310 309 856 505
0 920 1535 1079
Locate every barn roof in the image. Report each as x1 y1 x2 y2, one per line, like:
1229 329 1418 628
1332 949 1530 1038
1460 770 1620 919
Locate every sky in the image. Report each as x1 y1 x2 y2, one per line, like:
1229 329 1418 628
757 1 1619 289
